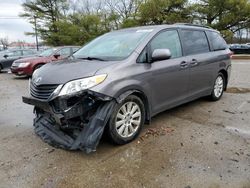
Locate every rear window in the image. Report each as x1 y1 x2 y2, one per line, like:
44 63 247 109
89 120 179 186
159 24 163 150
181 30 210 55
206 31 228 51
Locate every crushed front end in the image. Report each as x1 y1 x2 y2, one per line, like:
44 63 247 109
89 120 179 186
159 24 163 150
23 78 116 153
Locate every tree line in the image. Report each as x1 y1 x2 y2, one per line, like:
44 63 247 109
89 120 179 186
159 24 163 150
20 0 250 46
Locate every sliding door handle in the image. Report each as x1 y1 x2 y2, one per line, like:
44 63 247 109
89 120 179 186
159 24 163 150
190 59 199 66
180 61 188 68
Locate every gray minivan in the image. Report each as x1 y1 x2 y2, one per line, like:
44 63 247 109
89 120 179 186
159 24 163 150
23 24 231 153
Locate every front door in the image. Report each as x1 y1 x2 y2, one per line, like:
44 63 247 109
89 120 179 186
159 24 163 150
147 29 190 114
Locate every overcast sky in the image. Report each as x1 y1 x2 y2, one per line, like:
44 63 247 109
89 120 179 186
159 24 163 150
0 0 34 43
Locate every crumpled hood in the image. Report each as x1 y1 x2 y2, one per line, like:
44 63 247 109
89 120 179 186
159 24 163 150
33 58 119 85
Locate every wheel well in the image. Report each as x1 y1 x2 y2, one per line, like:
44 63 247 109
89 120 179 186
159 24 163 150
219 69 228 90
130 91 151 123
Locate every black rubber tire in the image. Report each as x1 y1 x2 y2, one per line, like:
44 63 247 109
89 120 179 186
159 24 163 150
210 73 225 101
107 95 145 145
0 65 2 73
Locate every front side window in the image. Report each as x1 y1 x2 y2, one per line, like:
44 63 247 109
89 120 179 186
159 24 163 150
181 30 210 55
72 47 80 53
74 30 151 61
150 30 182 59
58 48 71 56
137 30 182 63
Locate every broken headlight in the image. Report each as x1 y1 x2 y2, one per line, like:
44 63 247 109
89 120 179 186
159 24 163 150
58 74 107 96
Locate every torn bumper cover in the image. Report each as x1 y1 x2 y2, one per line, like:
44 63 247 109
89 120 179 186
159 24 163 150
22 91 116 153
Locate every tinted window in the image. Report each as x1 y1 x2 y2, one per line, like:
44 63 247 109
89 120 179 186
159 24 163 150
181 30 209 55
150 30 182 58
206 31 227 51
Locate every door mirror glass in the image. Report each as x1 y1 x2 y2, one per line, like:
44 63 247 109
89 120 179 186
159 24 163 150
152 49 171 62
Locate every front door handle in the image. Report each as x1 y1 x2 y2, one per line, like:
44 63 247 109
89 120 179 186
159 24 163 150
180 61 188 68
190 59 199 66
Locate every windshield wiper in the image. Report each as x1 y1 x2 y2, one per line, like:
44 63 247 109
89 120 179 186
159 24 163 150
78 56 105 61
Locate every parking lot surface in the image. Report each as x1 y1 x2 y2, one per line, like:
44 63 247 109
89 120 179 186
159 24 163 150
0 60 250 188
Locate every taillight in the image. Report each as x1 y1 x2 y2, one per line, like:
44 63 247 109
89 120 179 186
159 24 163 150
229 51 234 59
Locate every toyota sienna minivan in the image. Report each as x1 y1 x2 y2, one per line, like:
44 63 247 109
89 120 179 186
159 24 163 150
23 24 231 153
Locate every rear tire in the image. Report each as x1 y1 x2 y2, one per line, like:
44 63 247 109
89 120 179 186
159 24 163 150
210 73 225 101
108 95 145 145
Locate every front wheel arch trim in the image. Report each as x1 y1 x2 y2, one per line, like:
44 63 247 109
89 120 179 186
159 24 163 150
116 89 151 123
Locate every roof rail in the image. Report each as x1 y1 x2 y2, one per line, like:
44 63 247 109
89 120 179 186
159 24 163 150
174 23 212 29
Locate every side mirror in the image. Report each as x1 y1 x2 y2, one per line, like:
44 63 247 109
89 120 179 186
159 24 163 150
3 54 8 59
53 53 60 59
151 49 171 62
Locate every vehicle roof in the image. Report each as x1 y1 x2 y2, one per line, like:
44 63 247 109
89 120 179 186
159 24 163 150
116 24 218 33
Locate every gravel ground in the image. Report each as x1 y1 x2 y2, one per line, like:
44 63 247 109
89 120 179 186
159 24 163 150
0 60 250 188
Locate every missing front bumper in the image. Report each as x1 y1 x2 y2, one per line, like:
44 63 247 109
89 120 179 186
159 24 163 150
22 92 116 153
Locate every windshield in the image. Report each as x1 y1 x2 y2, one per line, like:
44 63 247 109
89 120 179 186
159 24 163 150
73 29 152 61
39 48 57 57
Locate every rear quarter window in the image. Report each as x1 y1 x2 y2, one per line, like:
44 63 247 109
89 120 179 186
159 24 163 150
180 30 210 56
206 31 228 51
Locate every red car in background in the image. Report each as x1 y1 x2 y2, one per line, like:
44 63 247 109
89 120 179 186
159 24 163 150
11 46 80 76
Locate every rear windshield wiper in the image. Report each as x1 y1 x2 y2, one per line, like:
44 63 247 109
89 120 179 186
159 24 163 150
79 56 105 61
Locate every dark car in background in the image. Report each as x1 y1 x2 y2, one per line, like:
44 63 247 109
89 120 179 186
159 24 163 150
11 46 80 76
0 49 37 72
229 44 250 54
23 24 231 152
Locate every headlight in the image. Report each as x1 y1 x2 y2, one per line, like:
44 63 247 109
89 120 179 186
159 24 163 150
18 62 30 68
58 74 107 96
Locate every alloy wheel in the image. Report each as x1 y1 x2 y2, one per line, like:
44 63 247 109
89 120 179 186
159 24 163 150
115 102 141 138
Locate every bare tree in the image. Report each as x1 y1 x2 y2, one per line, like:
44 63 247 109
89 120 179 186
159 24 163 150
0 37 9 50
105 0 143 19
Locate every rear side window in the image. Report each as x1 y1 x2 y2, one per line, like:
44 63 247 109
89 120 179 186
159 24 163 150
150 30 182 58
7 50 22 57
206 31 227 51
72 47 79 53
23 50 35 55
181 30 209 55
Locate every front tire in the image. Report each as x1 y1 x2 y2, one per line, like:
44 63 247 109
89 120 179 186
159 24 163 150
108 95 145 145
210 73 225 101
